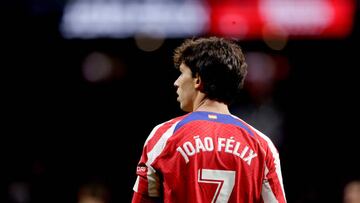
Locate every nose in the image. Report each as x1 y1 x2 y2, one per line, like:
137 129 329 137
174 78 179 89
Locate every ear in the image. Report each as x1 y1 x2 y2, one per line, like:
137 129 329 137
194 74 203 90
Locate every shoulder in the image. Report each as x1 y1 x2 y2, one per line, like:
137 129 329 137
143 114 189 149
231 114 279 156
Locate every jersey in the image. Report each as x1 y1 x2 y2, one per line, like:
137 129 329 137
132 111 286 203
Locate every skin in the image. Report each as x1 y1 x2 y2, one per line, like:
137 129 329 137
174 63 230 115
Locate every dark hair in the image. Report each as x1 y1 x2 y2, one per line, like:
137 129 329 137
173 36 248 104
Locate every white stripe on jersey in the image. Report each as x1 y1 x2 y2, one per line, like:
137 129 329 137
250 127 286 202
144 121 179 197
133 176 140 192
146 121 179 166
144 122 166 146
261 177 279 203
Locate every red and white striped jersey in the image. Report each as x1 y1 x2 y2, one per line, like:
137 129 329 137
132 111 286 203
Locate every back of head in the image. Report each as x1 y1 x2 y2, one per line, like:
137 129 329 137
174 36 248 105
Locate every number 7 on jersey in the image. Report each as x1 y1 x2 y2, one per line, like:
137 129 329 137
197 169 236 203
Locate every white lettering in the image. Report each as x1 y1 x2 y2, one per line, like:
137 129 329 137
176 136 257 166
194 136 206 153
183 141 195 156
204 137 214 151
225 137 235 154
233 142 241 157
243 150 258 165
218 138 226 152
240 146 249 158
177 146 189 163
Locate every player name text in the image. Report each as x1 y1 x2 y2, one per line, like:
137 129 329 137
176 136 257 165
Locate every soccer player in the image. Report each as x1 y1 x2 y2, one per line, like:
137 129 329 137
132 37 286 203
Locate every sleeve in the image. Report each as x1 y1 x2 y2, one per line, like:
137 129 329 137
132 152 162 203
132 120 179 202
132 136 162 198
261 144 287 203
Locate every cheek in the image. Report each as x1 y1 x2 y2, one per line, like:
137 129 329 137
179 83 190 94
180 85 195 102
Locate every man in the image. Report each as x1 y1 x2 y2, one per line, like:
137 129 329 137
132 37 286 203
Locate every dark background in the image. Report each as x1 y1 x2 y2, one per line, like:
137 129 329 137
1 1 359 203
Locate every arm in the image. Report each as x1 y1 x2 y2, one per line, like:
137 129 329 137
132 119 181 203
132 123 167 203
132 155 162 202
261 146 286 203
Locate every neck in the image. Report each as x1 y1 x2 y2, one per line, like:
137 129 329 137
193 97 230 115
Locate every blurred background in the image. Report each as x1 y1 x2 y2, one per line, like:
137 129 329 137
1 0 359 203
